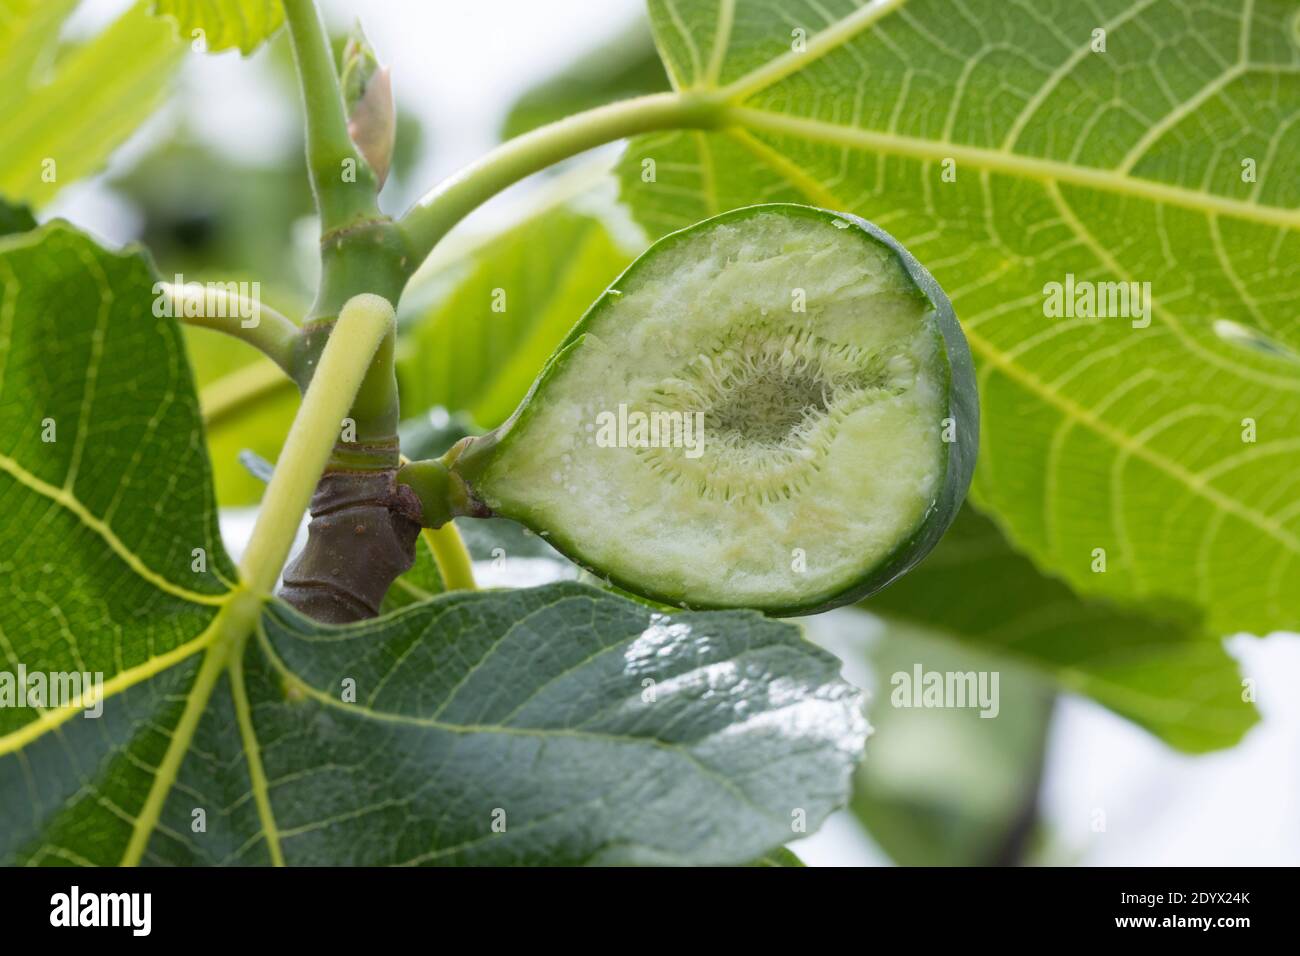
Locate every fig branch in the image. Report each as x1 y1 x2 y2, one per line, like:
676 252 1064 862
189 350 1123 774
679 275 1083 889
282 0 406 442
239 293 397 598
274 0 425 622
270 1 744 621
281 0 381 234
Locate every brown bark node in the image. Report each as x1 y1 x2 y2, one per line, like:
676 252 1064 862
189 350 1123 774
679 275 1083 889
279 470 422 623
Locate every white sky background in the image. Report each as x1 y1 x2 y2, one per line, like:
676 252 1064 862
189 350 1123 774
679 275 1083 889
54 0 1300 868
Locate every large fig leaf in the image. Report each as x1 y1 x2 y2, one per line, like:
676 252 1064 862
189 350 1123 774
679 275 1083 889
0 2 185 207
620 0 1300 637
150 0 284 55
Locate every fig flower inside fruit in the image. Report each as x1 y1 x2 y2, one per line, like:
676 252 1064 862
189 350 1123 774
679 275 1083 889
414 203 978 616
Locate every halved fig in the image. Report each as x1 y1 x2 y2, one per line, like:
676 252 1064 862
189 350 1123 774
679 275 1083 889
438 203 977 615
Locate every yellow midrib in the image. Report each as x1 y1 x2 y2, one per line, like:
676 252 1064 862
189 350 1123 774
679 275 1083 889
700 0 735 89
7 597 284 865
0 451 230 606
0 623 219 755
120 639 229 866
120 590 268 866
113 293 400 865
726 107 1300 231
964 322 1300 558
679 0 1299 231
718 0 911 101
230 652 285 866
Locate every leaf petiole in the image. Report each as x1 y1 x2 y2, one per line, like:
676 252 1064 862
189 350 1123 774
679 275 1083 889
397 91 724 270
422 524 477 592
239 293 396 598
163 281 300 374
124 296 397 866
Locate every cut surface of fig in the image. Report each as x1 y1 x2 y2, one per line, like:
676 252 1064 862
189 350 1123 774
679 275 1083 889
466 204 977 615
